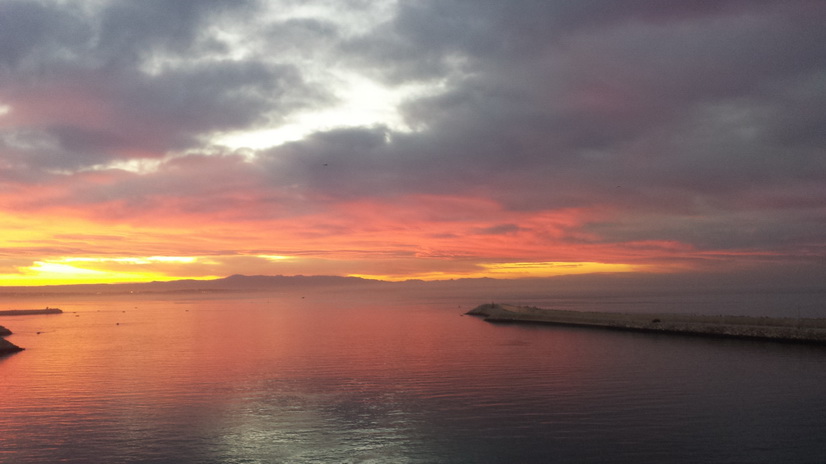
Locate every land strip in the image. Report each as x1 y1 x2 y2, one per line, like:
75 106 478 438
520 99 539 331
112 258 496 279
0 308 63 316
467 303 826 344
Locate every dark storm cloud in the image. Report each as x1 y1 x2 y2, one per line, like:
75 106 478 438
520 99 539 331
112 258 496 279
0 1 89 70
343 1 787 84
258 126 398 199
94 0 254 65
2 0 826 261
108 60 307 148
327 1 826 204
0 0 326 171
0 0 253 75
247 0 826 254
1 59 311 170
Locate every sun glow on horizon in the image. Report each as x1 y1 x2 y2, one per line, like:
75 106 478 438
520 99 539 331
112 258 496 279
5 262 174 286
60 256 199 265
350 261 646 281
0 253 651 286
2 256 221 287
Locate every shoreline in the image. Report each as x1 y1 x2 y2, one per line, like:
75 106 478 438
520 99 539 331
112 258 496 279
0 308 62 355
467 303 826 344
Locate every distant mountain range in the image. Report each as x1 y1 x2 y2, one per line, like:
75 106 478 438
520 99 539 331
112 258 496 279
0 274 391 296
2 269 823 298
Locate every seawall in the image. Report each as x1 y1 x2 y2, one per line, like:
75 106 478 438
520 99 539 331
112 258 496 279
0 308 63 316
467 303 826 344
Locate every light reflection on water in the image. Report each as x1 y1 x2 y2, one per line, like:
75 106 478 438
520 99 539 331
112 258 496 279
1 293 826 463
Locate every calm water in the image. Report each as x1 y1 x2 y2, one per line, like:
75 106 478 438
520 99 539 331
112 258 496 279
2 291 826 463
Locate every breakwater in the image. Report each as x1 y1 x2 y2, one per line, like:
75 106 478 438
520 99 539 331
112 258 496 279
0 308 63 316
467 303 826 344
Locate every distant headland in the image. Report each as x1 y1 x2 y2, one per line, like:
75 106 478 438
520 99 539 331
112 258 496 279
467 303 826 344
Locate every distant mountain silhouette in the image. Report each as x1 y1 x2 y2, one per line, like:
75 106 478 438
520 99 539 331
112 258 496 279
0 274 387 296
220 274 380 289
2 269 823 298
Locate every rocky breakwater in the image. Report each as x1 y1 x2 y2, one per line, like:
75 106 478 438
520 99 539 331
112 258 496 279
0 308 63 316
0 325 24 355
467 303 826 344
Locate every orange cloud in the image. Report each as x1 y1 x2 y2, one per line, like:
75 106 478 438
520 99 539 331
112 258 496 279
0 183 787 286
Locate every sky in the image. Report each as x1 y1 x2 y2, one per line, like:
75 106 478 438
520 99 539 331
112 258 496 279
1 0 825 286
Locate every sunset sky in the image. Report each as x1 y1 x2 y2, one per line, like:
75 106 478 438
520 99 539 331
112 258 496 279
1 1 825 286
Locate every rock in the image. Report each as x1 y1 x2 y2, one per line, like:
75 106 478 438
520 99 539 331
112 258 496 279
0 325 11 336
0 337 24 355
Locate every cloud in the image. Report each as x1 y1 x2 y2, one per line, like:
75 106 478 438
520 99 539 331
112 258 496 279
0 0 326 171
331 1 826 221
2 57 318 168
473 224 522 236
1 0 826 283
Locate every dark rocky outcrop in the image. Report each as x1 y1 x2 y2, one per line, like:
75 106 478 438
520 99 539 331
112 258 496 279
0 337 24 355
0 325 24 355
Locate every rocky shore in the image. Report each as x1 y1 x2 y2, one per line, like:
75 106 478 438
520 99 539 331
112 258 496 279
0 325 24 355
467 303 826 344
0 308 62 355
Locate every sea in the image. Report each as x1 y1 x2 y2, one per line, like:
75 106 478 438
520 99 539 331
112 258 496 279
2 288 826 463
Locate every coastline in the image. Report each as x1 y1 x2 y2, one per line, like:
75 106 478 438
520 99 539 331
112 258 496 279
467 303 826 344
0 308 62 355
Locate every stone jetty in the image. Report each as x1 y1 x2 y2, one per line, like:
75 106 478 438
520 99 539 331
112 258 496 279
0 308 63 316
467 303 826 344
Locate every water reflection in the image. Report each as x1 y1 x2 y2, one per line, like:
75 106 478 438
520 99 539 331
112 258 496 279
1 294 826 463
